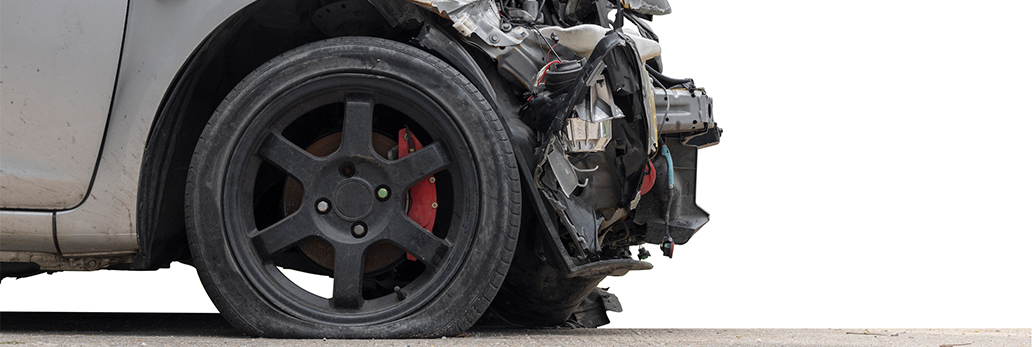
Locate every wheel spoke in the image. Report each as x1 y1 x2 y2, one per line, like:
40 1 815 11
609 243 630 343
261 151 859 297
390 142 450 188
252 212 317 255
258 133 319 183
386 213 450 270
331 243 366 309
339 93 374 155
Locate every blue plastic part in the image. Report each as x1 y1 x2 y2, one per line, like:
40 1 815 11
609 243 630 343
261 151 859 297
659 145 674 189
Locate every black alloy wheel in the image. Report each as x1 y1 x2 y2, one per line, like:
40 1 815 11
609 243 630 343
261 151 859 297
186 37 520 338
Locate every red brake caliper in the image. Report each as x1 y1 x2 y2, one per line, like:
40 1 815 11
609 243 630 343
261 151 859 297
398 128 437 262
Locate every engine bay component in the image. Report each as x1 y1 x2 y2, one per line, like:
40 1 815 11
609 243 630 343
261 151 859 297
564 117 613 152
562 70 626 152
406 0 530 46
655 87 714 135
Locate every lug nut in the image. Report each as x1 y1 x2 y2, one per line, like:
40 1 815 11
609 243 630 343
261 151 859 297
376 186 391 201
352 223 367 238
316 199 331 214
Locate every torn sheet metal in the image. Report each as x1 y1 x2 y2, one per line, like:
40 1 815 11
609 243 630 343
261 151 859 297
547 146 581 197
406 0 529 46
494 42 549 90
582 74 626 123
621 0 672 16
538 24 661 61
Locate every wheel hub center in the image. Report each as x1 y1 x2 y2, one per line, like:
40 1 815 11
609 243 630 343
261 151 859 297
333 180 373 220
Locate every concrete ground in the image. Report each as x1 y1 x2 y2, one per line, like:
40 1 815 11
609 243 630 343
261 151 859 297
0 312 1028 346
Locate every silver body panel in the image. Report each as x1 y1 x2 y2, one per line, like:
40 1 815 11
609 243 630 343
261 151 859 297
0 0 127 209
1 0 254 255
0 211 54 253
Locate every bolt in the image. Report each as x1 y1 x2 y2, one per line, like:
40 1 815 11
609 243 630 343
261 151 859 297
316 199 331 214
490 34 500 43
431 202 438 209
403 133 410 141
352 223 367 237
428 177 436 183
500 22 513 32
377 187 390 200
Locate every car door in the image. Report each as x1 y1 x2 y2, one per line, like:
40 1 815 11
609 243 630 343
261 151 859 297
0 0 129 210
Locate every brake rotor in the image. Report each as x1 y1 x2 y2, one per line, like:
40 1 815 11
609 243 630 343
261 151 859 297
282 131 406 274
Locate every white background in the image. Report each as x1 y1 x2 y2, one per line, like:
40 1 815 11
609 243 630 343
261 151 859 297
2 0 1030 329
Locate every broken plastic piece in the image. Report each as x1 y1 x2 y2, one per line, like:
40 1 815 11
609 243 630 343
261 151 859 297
450 13 477 36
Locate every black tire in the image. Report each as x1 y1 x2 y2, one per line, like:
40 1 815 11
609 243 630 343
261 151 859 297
185 37 520 338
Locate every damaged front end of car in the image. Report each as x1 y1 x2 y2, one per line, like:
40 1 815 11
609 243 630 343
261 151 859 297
398 0 721 327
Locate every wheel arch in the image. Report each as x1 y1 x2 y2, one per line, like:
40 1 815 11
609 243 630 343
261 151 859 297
135 0 518 269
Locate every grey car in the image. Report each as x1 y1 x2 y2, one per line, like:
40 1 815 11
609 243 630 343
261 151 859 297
0 0 720 338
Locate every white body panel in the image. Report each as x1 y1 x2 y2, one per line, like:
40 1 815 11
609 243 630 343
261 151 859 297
0 0 127 209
